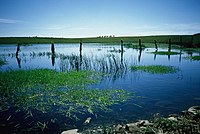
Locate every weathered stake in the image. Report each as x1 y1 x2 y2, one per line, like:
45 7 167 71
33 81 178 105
121 40 124 63
121 40 124 52
16 43 20 57
80 40 82 52
139 39 142 50
51 43 55 55
154 40 158 49
168 39 171 52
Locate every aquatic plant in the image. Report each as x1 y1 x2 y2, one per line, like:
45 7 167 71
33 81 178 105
131 65 179 74
151 51 181 55
0 69 133 117
190 56 200 60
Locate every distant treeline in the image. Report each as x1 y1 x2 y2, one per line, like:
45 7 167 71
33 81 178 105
0 33 200 47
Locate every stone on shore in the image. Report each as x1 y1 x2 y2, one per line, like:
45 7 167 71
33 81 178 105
61 129 80 134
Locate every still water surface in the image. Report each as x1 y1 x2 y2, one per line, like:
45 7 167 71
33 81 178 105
0 43 200 132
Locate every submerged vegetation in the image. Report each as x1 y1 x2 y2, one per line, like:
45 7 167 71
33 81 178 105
151 51 181 55
0 69 133 117
190 56 200 60
131 65 179 74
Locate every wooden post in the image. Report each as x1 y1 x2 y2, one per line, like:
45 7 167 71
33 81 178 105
121 40 124 63
16 43 20 57
154 40 158 49
80 40 83 67
168 39 171 52
51 43 55 55
80 40 82 52
121 40 124 52
139 39 142 50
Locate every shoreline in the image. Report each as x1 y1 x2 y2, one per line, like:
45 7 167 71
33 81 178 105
62 106 200 134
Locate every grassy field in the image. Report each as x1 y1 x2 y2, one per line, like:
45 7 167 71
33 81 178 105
0 33 200 47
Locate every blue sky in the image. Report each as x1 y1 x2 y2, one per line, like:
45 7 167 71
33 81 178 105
0 0 200 37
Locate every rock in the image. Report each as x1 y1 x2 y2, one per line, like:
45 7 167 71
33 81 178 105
61 129 80 134
188 106 200 115
168 117 178 122
138 120 153 126
126 123 140 132
115 124 123 133
84 117 91 124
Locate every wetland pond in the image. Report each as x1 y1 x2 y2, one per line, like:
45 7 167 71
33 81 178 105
0 43 200 133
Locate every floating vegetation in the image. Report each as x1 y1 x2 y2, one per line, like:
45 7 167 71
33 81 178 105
0 69 134 117
131 65 179 74
190 56 200 60
151 51 181 55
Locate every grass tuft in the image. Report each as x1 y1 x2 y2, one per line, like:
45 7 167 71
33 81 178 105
131 65 179 74
190 56 200 60
151 51 181 55
0 69 134 118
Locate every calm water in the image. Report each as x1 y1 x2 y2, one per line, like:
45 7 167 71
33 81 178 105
0 43 200 133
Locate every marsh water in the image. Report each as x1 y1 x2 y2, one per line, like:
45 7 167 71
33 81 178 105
0 43 200 133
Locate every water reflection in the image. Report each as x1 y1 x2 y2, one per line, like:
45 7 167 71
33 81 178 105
154 50 157 60
138 49 142 62
16 56 21 68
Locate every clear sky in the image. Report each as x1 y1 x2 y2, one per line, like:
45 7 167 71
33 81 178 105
0 0 200 37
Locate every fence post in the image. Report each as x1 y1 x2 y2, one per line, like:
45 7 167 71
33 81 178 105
51 43 55 55
16 43 20 57
154 40 158 49
139 39 142 50
80 40 82 52
168 39 171 52
121 40 124 52
80 40 83 66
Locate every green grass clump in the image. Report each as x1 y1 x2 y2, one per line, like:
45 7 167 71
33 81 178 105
190 56 200 60
151 51 181 55
0 69 133 118
131 65 179 74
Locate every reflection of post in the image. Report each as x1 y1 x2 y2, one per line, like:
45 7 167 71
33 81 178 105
168 39 171 52
16 43 20 57
16 56 21 68
154 50 157 60
168 54 170 60
139 39 142 50
154 40 158 49
179 50 182 62
138 49 142 62
80 40 82 67
51 54 55 66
